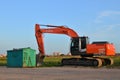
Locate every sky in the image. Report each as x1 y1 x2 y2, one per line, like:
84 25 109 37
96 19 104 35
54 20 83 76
0 0 120 54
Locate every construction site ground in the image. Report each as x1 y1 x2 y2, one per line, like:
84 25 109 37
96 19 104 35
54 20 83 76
0 66 120 80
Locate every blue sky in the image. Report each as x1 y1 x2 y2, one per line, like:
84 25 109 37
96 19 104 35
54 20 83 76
0 0 120 54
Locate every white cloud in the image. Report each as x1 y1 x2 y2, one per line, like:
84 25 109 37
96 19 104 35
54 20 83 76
99 11 120 17
91 24 120 38
92 11 120 38
95 11 120 23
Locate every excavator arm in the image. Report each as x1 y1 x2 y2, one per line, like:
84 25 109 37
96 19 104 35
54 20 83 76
35 24 79 65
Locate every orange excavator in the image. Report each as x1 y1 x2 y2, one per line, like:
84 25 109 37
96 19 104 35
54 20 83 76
35 24 116 67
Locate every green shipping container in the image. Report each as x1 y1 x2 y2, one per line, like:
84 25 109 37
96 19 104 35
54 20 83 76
7 47 36 67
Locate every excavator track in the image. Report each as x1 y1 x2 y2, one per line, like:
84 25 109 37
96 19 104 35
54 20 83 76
61 57 113 67
61 57 103 67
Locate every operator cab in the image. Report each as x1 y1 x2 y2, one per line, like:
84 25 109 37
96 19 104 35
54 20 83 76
70 36 89 56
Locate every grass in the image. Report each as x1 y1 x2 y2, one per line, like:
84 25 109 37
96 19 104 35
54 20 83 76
0 57 7 66
0 56 120 68
41 56 62 67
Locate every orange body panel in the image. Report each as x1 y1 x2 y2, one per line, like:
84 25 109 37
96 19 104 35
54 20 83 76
87 43 115 56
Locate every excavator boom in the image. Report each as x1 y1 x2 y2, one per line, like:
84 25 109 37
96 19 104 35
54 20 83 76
35 24 79 55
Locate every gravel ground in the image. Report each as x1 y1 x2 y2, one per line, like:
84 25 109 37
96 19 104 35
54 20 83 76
0 66 120 80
